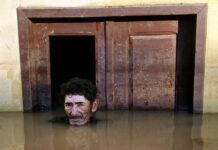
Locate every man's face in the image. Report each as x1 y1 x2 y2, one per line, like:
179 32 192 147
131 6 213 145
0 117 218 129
64 94 92 126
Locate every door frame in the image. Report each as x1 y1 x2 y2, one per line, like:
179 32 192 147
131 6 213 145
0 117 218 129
17 4 207 113
28 22 105 110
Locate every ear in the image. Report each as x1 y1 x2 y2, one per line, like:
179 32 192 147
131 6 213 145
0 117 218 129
91 99 99 112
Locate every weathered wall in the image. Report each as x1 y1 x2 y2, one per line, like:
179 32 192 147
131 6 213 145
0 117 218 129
0 0 218 112
0 0 23 111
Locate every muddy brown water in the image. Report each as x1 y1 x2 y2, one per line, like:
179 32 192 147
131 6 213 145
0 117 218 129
0 110 218 150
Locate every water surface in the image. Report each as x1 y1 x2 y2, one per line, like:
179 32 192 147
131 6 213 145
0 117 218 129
1 110 218 150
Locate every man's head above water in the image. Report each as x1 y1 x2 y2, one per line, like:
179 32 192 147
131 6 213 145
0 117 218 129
61 77 99 126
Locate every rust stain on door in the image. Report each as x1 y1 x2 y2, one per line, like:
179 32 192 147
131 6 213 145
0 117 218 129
130 35 176 110
106 21 178 110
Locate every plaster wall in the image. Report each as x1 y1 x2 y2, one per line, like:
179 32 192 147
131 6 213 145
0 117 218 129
0 0 217 112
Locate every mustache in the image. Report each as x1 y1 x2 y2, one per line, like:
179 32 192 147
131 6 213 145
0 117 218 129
69 115 83 119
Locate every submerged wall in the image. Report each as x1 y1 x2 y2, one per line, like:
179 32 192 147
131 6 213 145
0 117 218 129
0 0 218 112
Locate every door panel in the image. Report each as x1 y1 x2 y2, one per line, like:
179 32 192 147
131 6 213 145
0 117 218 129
131 35 176 109
106 22 130 109
106 21 178 110
30 22 106 109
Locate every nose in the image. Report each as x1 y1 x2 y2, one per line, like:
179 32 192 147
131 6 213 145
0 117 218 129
70 105 78 116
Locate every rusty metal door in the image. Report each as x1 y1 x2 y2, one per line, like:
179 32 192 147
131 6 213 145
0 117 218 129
106 21 178 110
29 22 106 110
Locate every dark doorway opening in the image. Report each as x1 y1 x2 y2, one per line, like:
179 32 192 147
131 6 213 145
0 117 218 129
50 36 96 109
174 15 196 112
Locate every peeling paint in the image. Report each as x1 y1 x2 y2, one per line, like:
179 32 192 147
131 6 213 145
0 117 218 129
1 69 23 111
7 70 22 105
12 79 22 103
7 69 14 79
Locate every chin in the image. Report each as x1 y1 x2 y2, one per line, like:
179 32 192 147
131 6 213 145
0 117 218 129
69 119 88 126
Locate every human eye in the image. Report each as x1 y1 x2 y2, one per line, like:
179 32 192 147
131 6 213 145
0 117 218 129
76 102 84 106
65 103 73 107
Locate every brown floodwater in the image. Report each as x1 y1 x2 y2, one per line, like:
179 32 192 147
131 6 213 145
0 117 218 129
0 110 218 150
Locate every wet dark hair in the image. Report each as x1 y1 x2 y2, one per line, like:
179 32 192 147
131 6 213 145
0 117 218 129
60 77 97 103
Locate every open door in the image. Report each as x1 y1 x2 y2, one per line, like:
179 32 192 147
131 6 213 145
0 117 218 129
29 22 106 110
106 21 178 110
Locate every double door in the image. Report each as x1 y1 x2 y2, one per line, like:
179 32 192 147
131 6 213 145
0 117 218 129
30 20 178 110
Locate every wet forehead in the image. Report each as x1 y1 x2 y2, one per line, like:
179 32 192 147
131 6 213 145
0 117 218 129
65 94 89 103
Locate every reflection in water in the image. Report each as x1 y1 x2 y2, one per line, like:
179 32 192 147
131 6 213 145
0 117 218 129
1 110 218 150
0 113 24 150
